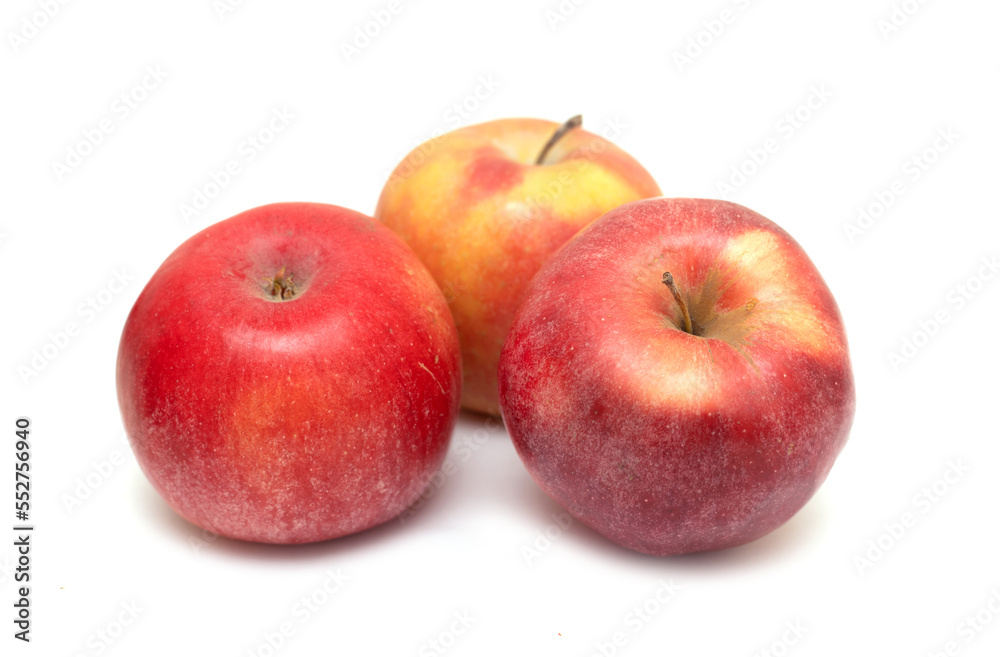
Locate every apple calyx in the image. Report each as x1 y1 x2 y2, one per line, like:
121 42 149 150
662 272 695 335
264 266 297 300
535 115 583 165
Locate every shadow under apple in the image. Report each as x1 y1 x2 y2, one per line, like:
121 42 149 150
513 472 833 573
130 473 434 564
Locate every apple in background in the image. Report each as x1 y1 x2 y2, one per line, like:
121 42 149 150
116 203 461 544
375 116 661 416
498 198 855 556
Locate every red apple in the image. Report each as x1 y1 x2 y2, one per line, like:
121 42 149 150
375 116 661 415
498 198 855 556
116 202 461 544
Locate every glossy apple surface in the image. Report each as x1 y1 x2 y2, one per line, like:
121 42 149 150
117 202 461 544
375 117 661 415
498 198 855 556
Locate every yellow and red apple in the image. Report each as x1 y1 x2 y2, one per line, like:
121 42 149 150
375 117 661 415
498 198 856 555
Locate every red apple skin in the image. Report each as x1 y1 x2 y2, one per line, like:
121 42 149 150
116 203 461 544
375 117 661 416
498 198 855 556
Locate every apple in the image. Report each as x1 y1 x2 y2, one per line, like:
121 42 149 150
498 198 855 556
116 202 461 544
375 116 661 415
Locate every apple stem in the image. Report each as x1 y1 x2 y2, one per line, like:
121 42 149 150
535 115 583 165
662 272 693 335
265 266 296 300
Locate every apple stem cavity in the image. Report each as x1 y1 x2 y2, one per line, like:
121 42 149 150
264 266 297 300
662 272 694 335
535 115 583 165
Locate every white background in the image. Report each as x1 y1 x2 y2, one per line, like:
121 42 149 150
2 0 999 655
